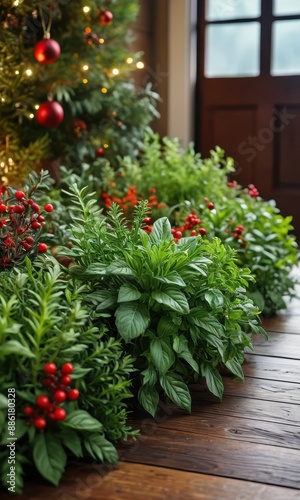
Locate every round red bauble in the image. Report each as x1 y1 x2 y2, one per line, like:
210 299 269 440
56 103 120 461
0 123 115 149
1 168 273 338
36 101 64 128
61 363 74 375
98 10 113 25
95 147 105 157
34 38 61 64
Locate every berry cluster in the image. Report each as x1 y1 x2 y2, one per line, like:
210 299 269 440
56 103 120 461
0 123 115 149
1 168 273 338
171 213 207 242
248 184 259 198
0 185 54 268
24 362 79 430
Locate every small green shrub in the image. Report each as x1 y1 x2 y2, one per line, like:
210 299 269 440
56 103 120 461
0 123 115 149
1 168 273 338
62 186 266 418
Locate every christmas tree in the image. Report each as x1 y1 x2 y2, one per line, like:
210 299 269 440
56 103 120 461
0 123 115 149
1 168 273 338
0 0 159 184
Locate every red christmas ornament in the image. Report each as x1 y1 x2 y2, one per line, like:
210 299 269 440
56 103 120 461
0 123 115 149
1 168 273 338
98 10 113 26
95 147 105 157
36 101 64 128
34 38 61 64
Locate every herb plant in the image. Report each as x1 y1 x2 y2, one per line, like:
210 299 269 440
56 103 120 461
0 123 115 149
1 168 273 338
62 186 266 418
0 257 135 493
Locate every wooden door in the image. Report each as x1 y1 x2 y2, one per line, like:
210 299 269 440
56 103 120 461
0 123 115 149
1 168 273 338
197 0 300 236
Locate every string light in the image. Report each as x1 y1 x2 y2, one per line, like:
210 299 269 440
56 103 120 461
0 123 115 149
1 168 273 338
99 38 105 44
15 70 19 75
13 0 19 5
29 113 34 119
136 61 144 69
112 68 119 76
34 104 39 110
0 162 5 168
82 78 88 84
103 144 109 148
25 69 32 76
127 57 133 64
85 27 91 33
83 6 90 13
1 97 5 102
82 64 89 71
101 88 108 93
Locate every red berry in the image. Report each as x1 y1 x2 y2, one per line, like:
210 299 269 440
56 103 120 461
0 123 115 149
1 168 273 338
0 205 7 213
53 408 67 421
25 236 34 244
199 228 207 236
15 190 26 200
143 217 151 224
174 230 182 239
204 197 209 202
23 243 32 252
31 221 40 230
31 203 40 213
60 375 72 385
61 363 74 375
190 230 197 236
36 395 50 409
53 390 67 403
44 362 57 375
37 215 45 223
24 406 34 417
34 417 47 429
28 199 34 205
44 203 54 212
96 147 105 157
67 389 80 401
37 243 48 253
207 202 214 210
43 378 52 387
13 204 24 213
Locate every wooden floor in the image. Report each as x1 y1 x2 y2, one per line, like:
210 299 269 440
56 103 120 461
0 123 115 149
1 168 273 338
3 273 300 499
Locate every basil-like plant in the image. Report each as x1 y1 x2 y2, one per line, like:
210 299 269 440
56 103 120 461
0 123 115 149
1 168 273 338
63 186 267 417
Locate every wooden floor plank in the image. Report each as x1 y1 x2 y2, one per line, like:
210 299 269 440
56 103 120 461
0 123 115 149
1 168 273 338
242 354 300 383
188 395 300 426
2 462 300 500
262 316 300 334
253 332 300 358
128 412 300 449
118 429 300 488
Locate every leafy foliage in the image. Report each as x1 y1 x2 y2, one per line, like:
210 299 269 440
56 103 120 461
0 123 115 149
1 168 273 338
62 186 266 417
95 131 299 315
0 256 135 493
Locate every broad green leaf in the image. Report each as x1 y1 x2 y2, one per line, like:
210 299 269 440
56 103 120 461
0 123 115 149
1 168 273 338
225 359 245 380
107 260 135 276
160 372 191 412
204 289 224 308
82 263 107 276
115 303 150 341
0 341 35 359
157 316 179 337
84 434 118 463
33 434 67 486
64 410 102 431
118 284 141 303
189 310 224 335
201 364 224 399
150 337 175 375
246 290 265 312
154 272 186 287
85 290 117 311
149 217 173 244
141 365 158 386
138 384 159 417
172 337 199 373
61 429 83 458
152 287 190 314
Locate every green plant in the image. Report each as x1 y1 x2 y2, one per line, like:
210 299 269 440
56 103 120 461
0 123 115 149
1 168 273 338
0 257 135 493
62 186 266 418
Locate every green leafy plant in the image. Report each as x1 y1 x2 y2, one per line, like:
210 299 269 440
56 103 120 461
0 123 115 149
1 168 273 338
0 257 135 493
62 186 266 418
